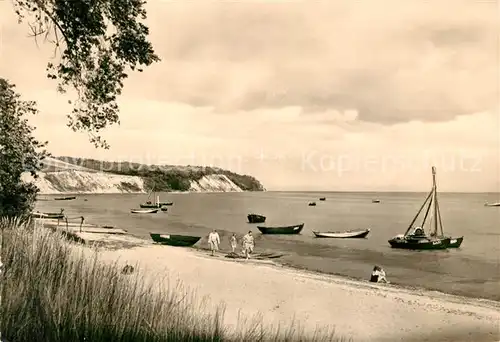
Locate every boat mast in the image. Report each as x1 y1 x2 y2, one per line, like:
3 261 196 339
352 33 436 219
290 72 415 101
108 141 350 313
405 190 433 236
431 166 439 236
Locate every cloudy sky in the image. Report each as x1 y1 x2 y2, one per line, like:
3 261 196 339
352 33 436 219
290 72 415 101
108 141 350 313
0 0 498 192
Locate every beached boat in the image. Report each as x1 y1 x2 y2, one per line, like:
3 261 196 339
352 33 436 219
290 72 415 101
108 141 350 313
149 233 201 247
247 214 266 223
308 202 317 206
313 229 370 239
319 197 326 201
54 196 76 201
31 211 65 219
130 209 158 214
484 202 500 207
388 166 462 250
257 223 304 235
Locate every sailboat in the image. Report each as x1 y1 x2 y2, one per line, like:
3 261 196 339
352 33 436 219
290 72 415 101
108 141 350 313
388 166 463 250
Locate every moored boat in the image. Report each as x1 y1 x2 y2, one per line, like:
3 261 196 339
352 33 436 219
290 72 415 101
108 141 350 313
159 202 174 206
150 233 201 247
130 209 158 214
308 202 317 206
313 229 370 239
484 202 500 207
160 207 168 212
257 223 304 235
372 199 381 203
388 166 462 250
247 214 266 223
319 197 326 201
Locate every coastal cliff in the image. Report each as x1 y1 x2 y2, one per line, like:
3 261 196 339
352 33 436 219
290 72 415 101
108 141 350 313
21 157 265 194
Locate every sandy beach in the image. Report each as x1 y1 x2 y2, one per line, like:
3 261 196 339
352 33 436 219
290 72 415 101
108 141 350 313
95 243 500 342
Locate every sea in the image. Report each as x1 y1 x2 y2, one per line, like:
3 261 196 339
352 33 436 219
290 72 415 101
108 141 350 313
34 191 500 302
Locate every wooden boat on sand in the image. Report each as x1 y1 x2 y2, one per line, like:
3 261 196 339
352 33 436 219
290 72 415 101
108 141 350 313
131 209 158 214
150 233 201 247
31 211 65 219
388 166 463 250
257 223 304 235
484 202 500 207
247 214 266 223
313 229 370 239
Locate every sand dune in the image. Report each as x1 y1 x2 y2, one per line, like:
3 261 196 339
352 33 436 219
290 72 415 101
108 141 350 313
98 245 500 342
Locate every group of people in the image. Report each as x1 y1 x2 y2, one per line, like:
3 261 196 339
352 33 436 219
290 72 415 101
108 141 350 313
207 229 255 259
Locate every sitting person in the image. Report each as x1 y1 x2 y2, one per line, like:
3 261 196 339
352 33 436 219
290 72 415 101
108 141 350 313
370 265 389 283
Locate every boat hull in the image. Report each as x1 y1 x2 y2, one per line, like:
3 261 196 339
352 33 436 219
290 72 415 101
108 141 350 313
313 229 370 238
446 236 464 248
150 233 201 247
54 196 76 201
158 202 173 206
388 236 450 250
140 203 160 208
131 209 158 214
31 212 65 219
484 203 500 207
257 223 304 235
247 214 266 223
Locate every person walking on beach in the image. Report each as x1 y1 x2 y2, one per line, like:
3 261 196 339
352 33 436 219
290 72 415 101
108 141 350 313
242 230 254 260
370 265 389 283
208 229 221 256
230 233 237 253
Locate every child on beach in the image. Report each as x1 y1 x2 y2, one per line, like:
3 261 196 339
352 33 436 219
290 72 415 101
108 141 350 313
370 265 389 283
230 233 237 253
242 231 254 260
208 229 221 256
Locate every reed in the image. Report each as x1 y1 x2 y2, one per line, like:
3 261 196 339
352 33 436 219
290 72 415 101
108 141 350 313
0 219 347 341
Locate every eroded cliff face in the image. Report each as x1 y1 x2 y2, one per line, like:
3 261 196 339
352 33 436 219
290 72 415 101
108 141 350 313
189 175 244 192
21 170 146 194
21 170 245 194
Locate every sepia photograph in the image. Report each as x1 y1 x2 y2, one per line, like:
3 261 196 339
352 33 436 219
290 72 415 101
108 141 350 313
0 0 499 341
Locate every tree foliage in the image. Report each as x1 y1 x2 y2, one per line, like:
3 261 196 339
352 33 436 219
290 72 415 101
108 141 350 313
0 78 49 218
12 0 160 148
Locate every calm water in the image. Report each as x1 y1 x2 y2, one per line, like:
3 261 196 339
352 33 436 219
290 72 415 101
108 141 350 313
35 191 500 301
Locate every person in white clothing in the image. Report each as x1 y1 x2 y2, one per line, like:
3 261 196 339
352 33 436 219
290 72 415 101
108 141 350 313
230 233 237 253
242 230 254 260
208 229 221 256
370 265 389 283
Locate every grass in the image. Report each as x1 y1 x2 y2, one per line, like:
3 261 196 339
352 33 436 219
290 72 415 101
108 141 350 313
0 218 348 342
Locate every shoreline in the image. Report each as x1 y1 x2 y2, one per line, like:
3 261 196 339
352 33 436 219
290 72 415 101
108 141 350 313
95 241 500 341
71 226 500 306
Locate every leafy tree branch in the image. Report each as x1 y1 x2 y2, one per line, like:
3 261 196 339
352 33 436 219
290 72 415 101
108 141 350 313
11 0 160 148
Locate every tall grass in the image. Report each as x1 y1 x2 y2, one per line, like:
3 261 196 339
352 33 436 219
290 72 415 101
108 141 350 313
0 219 347 341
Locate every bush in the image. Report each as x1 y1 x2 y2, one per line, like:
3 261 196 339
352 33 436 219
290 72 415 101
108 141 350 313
0 220 346 341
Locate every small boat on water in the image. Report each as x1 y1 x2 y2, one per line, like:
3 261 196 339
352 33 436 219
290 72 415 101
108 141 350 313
319 197 326 201
372 199 381 203
31 211 65 219
54 196 76 201
140 188 172 208
313 229 370 239
159 202 173 206
484 202 500 207
130 209 158 214
257 223 304 235
308 202 317 206
150 233 201 247
160 207 168 212
247 214 266 223
388 166 463 250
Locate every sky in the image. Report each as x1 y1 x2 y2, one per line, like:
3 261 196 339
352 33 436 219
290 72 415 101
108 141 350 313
0 0 498 192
